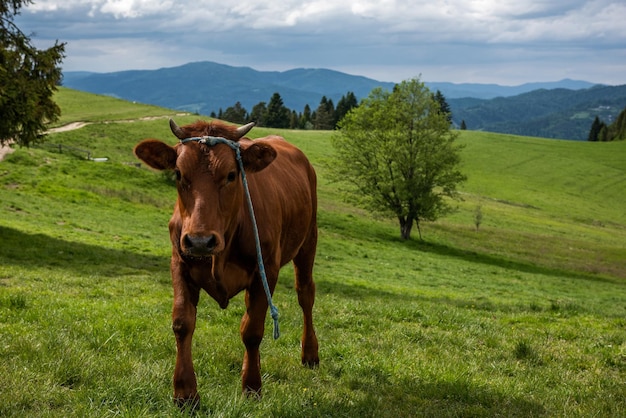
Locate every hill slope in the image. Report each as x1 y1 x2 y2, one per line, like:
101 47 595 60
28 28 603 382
0 89 624 416
43 88 626 277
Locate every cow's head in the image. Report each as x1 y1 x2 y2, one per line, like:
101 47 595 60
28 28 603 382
134 119 277 259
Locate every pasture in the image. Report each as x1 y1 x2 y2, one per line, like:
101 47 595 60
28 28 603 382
1 88 625 417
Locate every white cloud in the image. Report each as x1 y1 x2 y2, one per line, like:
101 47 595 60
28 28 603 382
23 0 626 40
16 0 626 85
98 0 171 19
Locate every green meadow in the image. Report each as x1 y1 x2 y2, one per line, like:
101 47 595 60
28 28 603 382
1 88 625 417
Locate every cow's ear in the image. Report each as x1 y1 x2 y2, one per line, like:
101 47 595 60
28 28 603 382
134 139 177 170
241 143 277 173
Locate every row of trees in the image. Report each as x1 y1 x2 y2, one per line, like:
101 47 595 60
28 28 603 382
588 108 626 142
215 89 454 134
213 92 359 130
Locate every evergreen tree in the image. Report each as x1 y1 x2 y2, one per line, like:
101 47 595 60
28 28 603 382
611 107 626 141
604 106 626 142
589 107 626 142
1 0 66 147
265 93 290 128
460 120 467 130
289 110 299 129
221 101 248 124
314 96 335 130
588 116 603 141
250 102 267 127
335 91 358 128
598 124 609 142
301 104 312 129
433 90 452 124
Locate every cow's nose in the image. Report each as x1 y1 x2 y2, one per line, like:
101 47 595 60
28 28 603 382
183 234 217 255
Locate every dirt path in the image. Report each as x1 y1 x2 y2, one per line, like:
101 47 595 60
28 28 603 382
47 122 91 133
1 122 91 162
0 114 188 162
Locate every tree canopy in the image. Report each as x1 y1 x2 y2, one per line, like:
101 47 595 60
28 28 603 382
331 77 466 240
1 0 65 147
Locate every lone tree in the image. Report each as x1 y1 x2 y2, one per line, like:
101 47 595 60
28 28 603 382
331 77 466 240
1 0 65 147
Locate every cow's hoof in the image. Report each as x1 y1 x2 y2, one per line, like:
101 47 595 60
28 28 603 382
302 354 320 368
174 393 200 411
243 387 262 400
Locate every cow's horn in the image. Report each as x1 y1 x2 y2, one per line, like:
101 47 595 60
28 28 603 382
169 118 185 139
235 122 255 139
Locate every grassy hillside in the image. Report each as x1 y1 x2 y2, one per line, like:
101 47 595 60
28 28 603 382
1 88 624 417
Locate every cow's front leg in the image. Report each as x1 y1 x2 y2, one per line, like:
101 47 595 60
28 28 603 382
240 278 270 396
171 262 201 406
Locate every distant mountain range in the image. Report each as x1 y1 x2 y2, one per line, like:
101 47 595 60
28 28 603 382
450 85 626 140
62 61 626 140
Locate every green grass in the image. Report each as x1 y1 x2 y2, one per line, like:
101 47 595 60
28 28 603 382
53 87 189 125
0 89 625 417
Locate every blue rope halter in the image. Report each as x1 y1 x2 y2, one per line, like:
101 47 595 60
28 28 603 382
180 135 280 340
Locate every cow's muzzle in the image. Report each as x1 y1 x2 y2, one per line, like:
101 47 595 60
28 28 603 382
182 233 221 257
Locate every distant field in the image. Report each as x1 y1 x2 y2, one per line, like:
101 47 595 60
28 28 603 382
0 88 624 417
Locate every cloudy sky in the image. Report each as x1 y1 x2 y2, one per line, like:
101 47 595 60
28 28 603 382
14 0 626 85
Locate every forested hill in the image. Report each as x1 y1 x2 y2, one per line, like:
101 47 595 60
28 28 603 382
62 60 624 140
62 62 396 117
450 84 626 140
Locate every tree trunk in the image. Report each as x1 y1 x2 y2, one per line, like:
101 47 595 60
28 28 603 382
416 221 423 240
399 217 412 240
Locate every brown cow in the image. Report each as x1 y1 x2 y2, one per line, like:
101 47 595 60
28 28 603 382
134 119 319 404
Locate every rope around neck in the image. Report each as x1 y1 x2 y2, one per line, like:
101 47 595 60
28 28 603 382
180 136 280 339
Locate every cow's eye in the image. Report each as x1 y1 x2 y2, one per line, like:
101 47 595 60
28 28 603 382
227 171 237 183
174 169 181 181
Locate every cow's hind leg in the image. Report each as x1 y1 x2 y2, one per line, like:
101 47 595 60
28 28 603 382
293 229 319 367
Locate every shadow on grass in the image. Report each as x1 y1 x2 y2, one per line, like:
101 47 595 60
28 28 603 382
319 280 503 320
339 374 548 417
320 209 622 284
400 376 545 417
403 237 621 284
0 225 168 277
194 372 547 417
